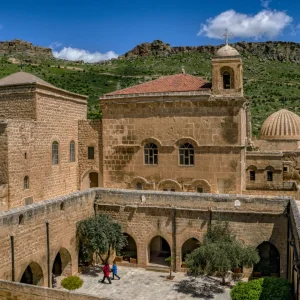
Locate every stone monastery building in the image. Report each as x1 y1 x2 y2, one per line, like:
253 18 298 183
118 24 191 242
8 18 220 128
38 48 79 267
0 43 300 210
1 43 300 299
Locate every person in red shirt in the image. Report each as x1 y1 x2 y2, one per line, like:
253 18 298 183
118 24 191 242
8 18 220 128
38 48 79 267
101 262 112 284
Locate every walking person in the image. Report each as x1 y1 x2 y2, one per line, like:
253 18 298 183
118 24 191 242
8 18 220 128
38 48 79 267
101 262 111 284
111 261 120 280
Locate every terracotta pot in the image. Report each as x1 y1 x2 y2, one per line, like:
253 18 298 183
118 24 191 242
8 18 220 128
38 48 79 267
253 272 261 278
115 256 123 262
130 258 137 264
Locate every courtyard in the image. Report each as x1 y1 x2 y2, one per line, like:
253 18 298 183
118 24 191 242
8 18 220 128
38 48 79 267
75 266 231 300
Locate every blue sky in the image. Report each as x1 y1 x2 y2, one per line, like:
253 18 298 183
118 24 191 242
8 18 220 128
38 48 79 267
0 0 299 62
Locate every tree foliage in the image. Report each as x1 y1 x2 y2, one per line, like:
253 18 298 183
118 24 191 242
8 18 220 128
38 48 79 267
231 277 292 300
61 276 83 291
77 213 127 263
185 221 260 284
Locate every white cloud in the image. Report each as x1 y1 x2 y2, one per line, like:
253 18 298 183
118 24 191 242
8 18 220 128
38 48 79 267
53 47 119 63
261 0 271 9
49 42 63 49
198 9 293 40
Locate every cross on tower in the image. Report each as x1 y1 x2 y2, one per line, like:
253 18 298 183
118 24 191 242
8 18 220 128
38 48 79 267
223 29 234 45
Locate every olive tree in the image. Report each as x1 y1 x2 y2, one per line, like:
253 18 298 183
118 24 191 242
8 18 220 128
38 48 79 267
185 221 260 284
77 213 127 264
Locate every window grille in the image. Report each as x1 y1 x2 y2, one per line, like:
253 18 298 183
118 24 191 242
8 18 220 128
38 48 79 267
179 143 194 166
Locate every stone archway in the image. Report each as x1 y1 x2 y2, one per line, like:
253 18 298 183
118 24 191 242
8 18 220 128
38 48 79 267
20 262 44 286
120 233 138 262
52 248 72 277
81 170 103 189
254 241 280 276
148 236 171 266
181 238 200 265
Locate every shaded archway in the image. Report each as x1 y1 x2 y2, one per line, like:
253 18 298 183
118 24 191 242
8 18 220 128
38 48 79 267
120 233 137 262
52 248 72 277
81 169 103 190
254 241 280 276
181 238 200 264
20 262 44 286
148 236 171 266
89 172 98 188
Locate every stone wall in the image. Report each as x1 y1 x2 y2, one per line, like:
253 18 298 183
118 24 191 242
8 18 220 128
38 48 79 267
0 190 95 285
5 86 87 208
78 120 102 189
0 121 8 210
95 189 289 275
0 280 103 300
0 85 36 120
100 97 247 194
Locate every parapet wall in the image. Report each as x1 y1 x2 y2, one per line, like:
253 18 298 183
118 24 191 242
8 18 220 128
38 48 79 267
0 280 103 300
95 188 289 213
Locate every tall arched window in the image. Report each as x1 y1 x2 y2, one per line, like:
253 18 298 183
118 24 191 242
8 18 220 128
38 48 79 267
223 71 231 89
70 140 75 162
24 176 29 190
52 141 59 165
144 143 158 165
179 143 194 166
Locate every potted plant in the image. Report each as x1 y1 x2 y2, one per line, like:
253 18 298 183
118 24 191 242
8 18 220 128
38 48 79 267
129 251 137 264
115 250 123 263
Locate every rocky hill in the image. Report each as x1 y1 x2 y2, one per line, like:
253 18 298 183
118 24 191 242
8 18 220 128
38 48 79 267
0 39 53 58
123 40 300 62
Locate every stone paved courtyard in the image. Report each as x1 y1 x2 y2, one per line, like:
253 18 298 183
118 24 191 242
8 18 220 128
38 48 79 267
75 266 231 300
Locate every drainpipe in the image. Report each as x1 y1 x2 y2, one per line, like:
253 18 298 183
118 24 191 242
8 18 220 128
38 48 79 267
10 236 15 281
286 205 290 280
94 200 97 217
172 208 177 272
208 207 212 232
46 221 50 288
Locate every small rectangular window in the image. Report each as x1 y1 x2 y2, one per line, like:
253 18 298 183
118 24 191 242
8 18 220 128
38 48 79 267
88 147 94 160
283 167 288 172
267 171 273 182
170 188 175 192
250 171 256 181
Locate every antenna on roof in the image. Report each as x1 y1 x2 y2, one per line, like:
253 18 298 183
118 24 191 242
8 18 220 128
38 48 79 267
181 66 185 74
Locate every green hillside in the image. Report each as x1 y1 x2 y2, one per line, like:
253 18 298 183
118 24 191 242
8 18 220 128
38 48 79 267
0 49 300 137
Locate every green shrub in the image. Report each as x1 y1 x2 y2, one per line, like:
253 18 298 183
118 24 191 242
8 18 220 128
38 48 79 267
61 276 83 291
231 277 292 300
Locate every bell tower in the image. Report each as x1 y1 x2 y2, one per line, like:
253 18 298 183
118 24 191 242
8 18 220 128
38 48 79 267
211 32 243 96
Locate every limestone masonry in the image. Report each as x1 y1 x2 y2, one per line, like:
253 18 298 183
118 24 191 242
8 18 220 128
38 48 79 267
1 43 300 299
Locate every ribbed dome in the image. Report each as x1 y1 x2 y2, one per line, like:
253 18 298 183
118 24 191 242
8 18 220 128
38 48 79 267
260 109 300 140
215 44 240 57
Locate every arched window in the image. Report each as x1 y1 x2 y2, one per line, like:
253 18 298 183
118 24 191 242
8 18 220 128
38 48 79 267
52 141 59 165
179 143 194 166
223 71 231 89
267 171 273 182
70 141 75 162
24 176 29 190
144 143 158 165
250 170 256 181
136 182 143 190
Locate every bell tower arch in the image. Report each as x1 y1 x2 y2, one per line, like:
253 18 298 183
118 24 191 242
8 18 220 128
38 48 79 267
211 43 243 96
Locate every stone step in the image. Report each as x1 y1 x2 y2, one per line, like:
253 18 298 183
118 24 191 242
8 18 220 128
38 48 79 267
146 265 170 273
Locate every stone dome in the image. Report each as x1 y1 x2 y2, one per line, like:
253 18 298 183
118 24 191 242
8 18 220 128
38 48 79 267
215 44 240 57
260 109 300 140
